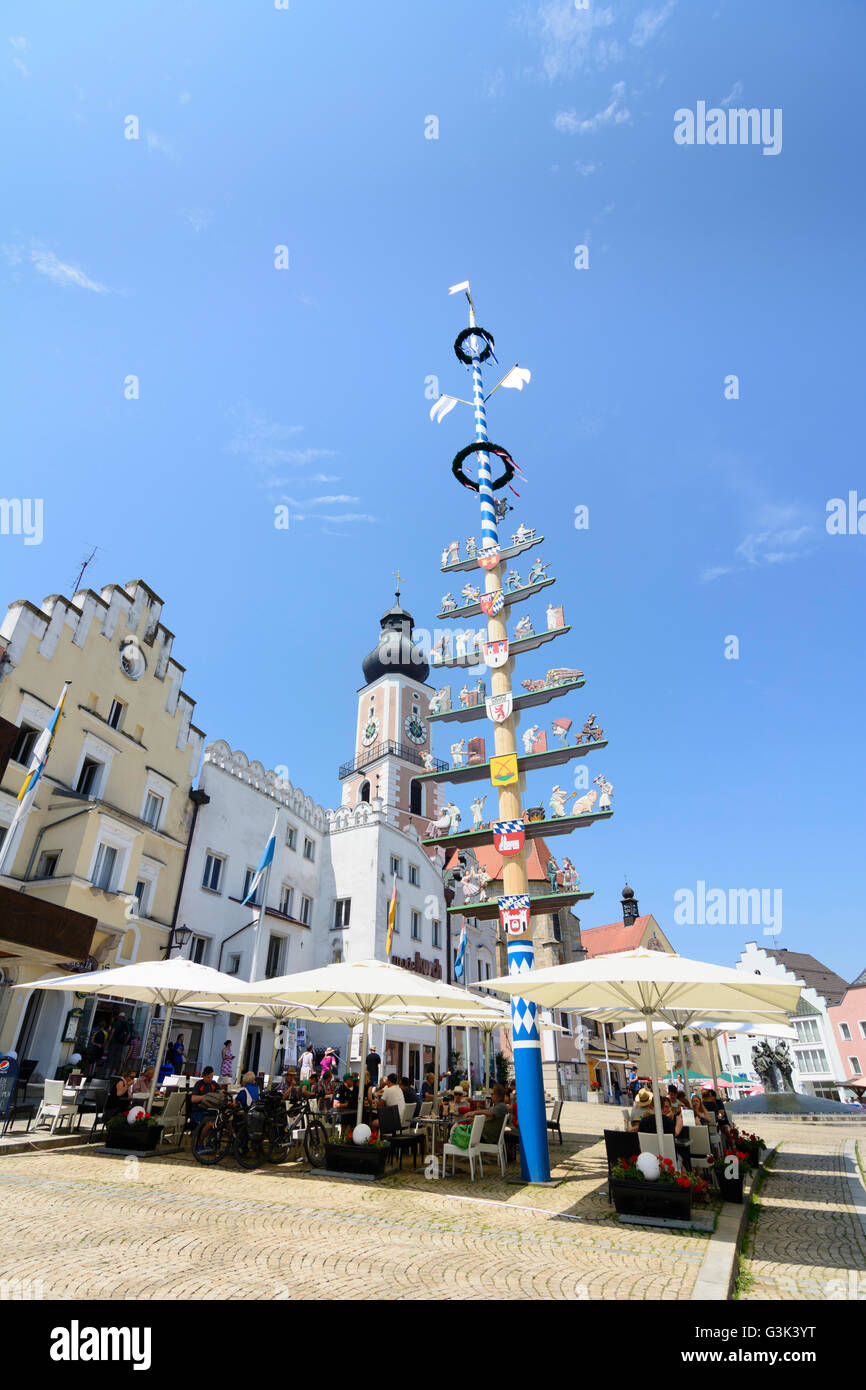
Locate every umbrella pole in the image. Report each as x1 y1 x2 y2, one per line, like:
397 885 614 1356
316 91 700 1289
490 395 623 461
147 1005 173 1113
434 1020 441 1108
356 1010 370 1128
677 1026 688 1096
711 1034 720 1094
464 1024 471 1097
643 1011 664 1141
266 1010 283 1083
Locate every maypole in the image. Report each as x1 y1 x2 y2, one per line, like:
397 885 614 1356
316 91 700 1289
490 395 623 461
447 281 549 1182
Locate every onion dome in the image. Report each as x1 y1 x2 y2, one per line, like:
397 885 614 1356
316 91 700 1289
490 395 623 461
361 587 429 685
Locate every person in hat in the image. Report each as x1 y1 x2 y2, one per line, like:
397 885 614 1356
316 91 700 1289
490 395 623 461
332 1072 357 1113
320 1046 338 1079
630 1087 654 1129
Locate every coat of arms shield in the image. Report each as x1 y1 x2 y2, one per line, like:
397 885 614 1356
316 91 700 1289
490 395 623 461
479 590 505 617
478 545 501 571
485 693 513 723
498 894 530 936
483 639 509 668
493 821 525 857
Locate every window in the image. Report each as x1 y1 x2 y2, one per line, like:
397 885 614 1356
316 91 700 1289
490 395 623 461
848 1056 861 1075
265 934 284 978
242 867 262 906
227 954 241 976
133 879 148 916
189 935 209 965
285 825 297 851
390 856 402 879
797 1048 829 1074
408 864 420 887
391 895 399 934
34 851 59 879
107 699 125 730
299 895 312 926
142 791 164 830
839 1022 851 1042
91 843 118 892
279 884 294 917
411 910 421 940
10 724 39 766
303 837 315 862
410 780 422 816
359 781 371 805
731 1054 742 1067
333 898 351 929
551 912 563 943
76 757 103 797
859 1022 866 1041
432 919 441 949
202 854 224 893
794 1018 821 1045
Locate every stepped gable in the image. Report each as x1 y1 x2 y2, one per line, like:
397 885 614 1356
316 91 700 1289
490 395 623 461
760 948 849 1007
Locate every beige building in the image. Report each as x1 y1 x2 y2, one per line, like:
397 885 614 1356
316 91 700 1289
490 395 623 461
0 579 204 1077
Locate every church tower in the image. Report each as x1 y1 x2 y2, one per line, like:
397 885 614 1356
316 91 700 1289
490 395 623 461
339 584 444 834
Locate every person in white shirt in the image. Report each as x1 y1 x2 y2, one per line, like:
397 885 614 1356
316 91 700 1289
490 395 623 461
299 1048 314 1082
378 1073 405 1115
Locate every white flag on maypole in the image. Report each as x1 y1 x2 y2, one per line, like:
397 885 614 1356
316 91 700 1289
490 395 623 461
429 395 460 424
497 366 531 391
0 681 70 875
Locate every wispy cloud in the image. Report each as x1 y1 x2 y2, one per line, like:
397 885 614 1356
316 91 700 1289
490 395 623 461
289 512 375 525
280 495 359 507
700 504 813 582
720 79 743 108
554 81 631 135
575 160 599 176
531 2 616 80
146 131 176 159
9 35 28 77
630 2 676 49
311 473 339 483
227 410 315 469
179 91 191 104
26 248 111 294
179 208 212 233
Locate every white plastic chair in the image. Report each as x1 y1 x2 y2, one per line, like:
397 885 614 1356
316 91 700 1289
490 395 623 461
442 1114 486 1180
34 1080 79 1135
687 1125 713 1172
638 1130 677 1167
478 1112 508 1178
399 1102 416 1128
157 1091 188 1149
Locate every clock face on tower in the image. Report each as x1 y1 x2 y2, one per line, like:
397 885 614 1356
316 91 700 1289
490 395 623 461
361 715 380 746
404 714 426 745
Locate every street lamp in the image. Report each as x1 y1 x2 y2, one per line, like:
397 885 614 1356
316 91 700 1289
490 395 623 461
160 924 192 958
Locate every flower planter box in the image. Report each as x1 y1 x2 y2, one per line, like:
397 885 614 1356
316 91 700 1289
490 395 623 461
324 1142 391 1178
610 1178 692 1221
586 1091 602 1104
717 1172 744 1203
106 1125 163 1153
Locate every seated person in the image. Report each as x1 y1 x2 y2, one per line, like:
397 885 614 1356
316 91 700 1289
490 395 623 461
378 1073 406 1116
190 1066 220 1123
104 1071 137 1120
332 1073 358 1115
133 1066 156 1097
690 1093 711 1124
701 1089 733 1142
280 1068 301 1104
420 1071 437 1103
630 1087 654 1125
638 1096 689 1167
235 1070 260 1109
458 1083 510 1144
400 1076 421 1117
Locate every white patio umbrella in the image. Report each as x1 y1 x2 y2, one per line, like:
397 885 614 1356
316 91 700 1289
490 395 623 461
19 958 251 1111
485 949 802 1140
610 1012 795 1094
227 958 493 1125
223 999 365 1082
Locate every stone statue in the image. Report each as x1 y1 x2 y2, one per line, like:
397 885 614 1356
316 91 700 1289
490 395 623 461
441 546 451 568
546 858 559 892
450 738 467 768
561 858 579 890
426 807 452 837
428 686 450 715
511 522 534 545
577 713 604 744
505 569 522 592
772 1042 796 1092
465 536 477 559
441 593 457 613
494 497 509 523
572 788 599 816
470 794 487 828
421 751 435 771
528 557 550 585
593 774 613 811
549 784 578 818
513 615 534 640
522 724 541 755
446 801 461 833
462 866 482 900
460 582 480 605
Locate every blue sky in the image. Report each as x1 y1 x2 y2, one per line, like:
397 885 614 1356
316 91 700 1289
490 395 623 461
2 1 864 979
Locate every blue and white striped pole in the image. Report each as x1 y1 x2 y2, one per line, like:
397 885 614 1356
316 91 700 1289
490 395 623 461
467 302 499 551
508 937 549 1182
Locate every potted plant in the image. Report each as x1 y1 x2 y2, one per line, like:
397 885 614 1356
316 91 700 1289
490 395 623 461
730 1130 766 1169
609 1156 694 1220
324 1129 391 1178
586 1081 602 1104
105 1111 164 1153
714 1148 749 1202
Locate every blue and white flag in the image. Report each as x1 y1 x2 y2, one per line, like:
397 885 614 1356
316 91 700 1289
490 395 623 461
242 811 278 906
454 919 468 981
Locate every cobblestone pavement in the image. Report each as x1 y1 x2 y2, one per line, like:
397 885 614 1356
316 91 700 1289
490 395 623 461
0 1105 862 1300
0 1104 712 1301
739 1126 866 1301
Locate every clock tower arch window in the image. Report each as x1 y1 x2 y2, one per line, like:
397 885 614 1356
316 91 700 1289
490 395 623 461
410 779 423 816
359 780 371 805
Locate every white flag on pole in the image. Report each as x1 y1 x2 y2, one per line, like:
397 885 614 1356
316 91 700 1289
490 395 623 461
448 280 470 295
498 366 532 391
429 395 460 424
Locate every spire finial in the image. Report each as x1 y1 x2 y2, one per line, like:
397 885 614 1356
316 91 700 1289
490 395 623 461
392 568 403 602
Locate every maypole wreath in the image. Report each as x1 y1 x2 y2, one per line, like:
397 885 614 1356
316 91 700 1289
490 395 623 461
451 441 516 493
454 326 495 365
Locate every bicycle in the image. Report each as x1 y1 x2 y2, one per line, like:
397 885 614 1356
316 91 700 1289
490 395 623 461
233 1090 328 1169
190 1096 239 1166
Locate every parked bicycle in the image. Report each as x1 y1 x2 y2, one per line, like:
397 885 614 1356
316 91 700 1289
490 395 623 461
190 1094 240 1167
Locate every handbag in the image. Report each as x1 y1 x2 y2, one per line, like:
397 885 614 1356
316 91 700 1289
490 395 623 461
451 1123 472 1150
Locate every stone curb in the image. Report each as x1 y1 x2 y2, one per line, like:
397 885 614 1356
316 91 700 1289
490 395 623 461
690 1145 778 1302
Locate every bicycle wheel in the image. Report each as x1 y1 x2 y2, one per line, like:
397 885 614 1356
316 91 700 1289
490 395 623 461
262 1119 292 1165
304 1119 328 1168
232 1123 264 1170
191 1118 228 1166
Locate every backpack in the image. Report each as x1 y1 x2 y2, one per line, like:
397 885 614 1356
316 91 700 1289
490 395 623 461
197 1090 226 1112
